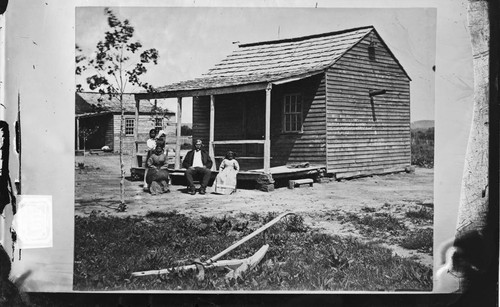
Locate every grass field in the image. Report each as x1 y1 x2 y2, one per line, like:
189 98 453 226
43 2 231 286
74 211 432 291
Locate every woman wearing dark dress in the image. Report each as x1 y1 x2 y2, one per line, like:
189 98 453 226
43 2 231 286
145 145 170 195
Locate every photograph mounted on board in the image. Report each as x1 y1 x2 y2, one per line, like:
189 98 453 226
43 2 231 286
74 6 436 291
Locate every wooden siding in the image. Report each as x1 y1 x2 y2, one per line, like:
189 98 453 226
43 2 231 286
192 96 211 148
192 75 327 170
271 74 327 166
104 114 114 149
326 31 411 177
112 114 176 154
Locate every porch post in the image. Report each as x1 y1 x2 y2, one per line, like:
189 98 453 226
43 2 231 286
264 83 272 173
76 117 80 151
175 97 182 169
209 95 216 171
133 97 140 166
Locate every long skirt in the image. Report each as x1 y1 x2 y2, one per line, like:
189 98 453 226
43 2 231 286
214 168 237 195
146 168 170 195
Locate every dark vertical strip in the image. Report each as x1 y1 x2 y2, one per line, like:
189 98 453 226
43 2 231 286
16 92 20 194
0 121 15 214
486 0 499 304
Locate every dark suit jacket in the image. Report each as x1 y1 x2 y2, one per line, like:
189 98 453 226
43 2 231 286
182 149 213 169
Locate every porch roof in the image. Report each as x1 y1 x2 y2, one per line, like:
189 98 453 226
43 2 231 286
136 26 381 99
76 92 175 116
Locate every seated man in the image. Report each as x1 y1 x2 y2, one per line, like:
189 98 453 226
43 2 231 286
182 139 213 195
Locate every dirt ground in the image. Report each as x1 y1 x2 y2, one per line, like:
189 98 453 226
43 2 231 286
75 154 434 267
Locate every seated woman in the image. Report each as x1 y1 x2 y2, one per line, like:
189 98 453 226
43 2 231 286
145 144 170 195
214 151 240 195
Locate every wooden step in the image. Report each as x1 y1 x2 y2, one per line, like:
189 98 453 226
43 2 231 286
288 178 314 189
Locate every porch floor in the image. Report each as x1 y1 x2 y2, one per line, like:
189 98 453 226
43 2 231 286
168 164 326 187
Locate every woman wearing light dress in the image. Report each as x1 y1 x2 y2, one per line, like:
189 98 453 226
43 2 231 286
214 151 239 195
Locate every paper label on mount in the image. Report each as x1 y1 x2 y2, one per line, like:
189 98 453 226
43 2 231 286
13 195 53 249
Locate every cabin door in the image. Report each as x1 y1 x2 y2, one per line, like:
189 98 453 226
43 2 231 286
243 95 265 156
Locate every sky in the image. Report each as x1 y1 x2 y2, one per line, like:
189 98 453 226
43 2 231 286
76 7 436 123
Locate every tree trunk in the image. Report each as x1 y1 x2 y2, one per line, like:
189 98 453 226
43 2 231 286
119 93 125 206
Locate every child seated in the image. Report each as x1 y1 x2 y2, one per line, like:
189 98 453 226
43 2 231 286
214 151 239 195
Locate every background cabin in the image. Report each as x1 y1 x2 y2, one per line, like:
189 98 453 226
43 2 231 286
135 26 411 179
75 92 175 154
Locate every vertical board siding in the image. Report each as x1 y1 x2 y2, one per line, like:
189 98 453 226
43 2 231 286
192 96 211 150
271 74 327 166
191 75 327 170
326 32 411 176
213 93 246 157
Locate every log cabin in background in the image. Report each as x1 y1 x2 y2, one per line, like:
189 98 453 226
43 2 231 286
75 92 175 154
135 25 412 181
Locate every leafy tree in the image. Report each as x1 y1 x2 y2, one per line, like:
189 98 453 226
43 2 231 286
181 124 192 136
76 8 159 211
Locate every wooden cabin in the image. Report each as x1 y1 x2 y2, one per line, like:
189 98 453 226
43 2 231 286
135 26 411 179
75 92 175 154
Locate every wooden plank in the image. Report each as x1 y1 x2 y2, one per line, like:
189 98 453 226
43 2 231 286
264 84 271 173
133 98 140 166
328 161 411 173
327 74 411 86
331 59 409 74
76 117 80 150
327 106 410 114
330 66 408 79
329 151 411 160
328 157 411 167
326 77 410 88
209 95 216 171
213 140 265 145
326 90 410 99
327 141 411 149
333 166 409 179
210 212 293 262
175 97 182 169
288 178 314 189
327 97 410 105
135 83 269 99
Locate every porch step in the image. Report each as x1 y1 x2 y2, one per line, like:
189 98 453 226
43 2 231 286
288 178 314 189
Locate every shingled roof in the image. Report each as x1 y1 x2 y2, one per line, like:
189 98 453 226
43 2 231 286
151 25 407 95
76 92 174 116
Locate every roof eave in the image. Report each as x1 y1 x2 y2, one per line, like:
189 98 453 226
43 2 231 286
136 82 270 100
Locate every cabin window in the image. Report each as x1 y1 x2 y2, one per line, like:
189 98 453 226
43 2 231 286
125 118 135 135
282 94 303 133
154 117 163 133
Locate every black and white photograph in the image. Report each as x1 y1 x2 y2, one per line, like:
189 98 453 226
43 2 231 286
74 6 436 291
1 0 494 303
